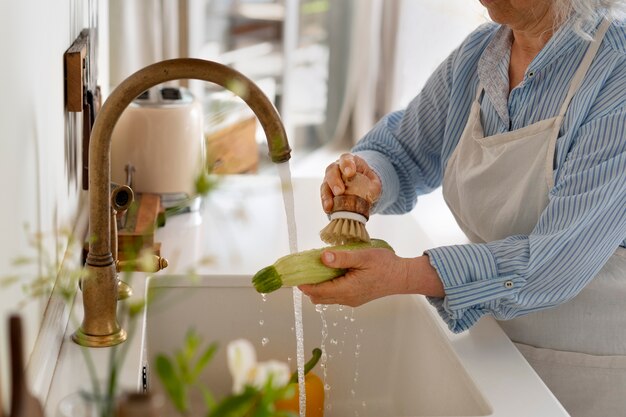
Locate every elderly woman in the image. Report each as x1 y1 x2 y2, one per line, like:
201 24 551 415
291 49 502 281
299 1 626 416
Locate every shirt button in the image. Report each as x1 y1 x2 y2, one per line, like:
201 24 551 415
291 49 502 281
528 71 535 77
504 281 514 289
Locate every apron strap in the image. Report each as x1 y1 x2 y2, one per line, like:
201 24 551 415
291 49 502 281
557 19 611 117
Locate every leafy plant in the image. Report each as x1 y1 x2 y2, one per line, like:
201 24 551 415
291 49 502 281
0 224 86 306
155 329 219 414
155 335 297 417
1 228 165 417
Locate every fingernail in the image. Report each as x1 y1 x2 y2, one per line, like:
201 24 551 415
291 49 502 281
344 166 353 176
333 186 341 195
322 252 335 264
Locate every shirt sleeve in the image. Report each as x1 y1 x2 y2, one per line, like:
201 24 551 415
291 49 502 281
352 49 456 214
426 106 626 333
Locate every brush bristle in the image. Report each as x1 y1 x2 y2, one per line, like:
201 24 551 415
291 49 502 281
320 218 370 245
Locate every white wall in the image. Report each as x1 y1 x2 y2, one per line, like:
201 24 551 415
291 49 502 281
0 0 92 410
391 0 489 109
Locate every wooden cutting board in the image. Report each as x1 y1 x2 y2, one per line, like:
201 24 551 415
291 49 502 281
117 193 163 260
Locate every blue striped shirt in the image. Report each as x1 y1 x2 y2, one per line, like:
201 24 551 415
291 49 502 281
352 18 626 333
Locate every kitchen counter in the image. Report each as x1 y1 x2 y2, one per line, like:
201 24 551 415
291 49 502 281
44 174 569 416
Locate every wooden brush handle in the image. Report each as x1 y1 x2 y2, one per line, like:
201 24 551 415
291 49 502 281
332 195 370 219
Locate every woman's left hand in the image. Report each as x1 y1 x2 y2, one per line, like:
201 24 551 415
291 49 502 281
298 247 445 306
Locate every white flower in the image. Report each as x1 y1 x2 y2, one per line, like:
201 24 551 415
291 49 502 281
250 360 291 390
226 339 291 394
227 339 257 394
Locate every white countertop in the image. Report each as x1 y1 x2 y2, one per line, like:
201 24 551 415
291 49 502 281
45 173 569 417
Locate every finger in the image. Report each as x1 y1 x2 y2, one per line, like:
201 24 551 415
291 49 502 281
300 274 370 307
352 155 382 202
321 249 368 270
351 154 369 172
337 153 357 178
298 282 331 304
298 278 345 305
324 162 345 196
320 182 334 213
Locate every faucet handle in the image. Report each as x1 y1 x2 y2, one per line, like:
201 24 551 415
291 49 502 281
116 255 169 273
117 281 133 300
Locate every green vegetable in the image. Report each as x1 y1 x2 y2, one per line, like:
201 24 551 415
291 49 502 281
155 330 218 415
288 348 322 384
252 239 393 293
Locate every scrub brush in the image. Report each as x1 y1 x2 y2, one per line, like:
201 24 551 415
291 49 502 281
319 172 372 245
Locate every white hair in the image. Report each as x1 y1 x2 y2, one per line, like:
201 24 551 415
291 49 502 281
554 0 626 38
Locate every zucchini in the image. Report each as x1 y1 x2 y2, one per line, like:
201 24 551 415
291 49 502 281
252 239 393 294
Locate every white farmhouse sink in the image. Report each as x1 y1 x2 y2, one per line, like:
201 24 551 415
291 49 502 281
142 275 490 417
138 175 569 417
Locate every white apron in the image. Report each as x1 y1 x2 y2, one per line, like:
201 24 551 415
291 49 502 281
442 19 626 417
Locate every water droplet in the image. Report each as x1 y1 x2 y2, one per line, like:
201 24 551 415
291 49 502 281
321 352 328 362
351 389 356 397
315 305 323 313
259 319 264 326
261 294 267 302
332 322 338 327
330 338 338 345
324 384 331 391
261 337 269 346
355 351 360 357
350 317 355 322
362 401 367 408
356 343 361 350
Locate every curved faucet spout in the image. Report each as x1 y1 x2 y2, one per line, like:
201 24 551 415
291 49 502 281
73 58 292 347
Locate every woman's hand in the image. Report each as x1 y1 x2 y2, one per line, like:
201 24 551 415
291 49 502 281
298 248 445 307
321 153 382 213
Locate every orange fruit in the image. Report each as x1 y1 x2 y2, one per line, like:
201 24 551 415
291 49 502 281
275 372 325 417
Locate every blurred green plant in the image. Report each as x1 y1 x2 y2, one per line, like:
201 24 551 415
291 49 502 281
155 329 219 414
155 333 297 417
0 224 152 417
162 168 219 218
0 224 87 306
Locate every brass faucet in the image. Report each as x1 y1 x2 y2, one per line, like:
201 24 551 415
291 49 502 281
72 58 291 347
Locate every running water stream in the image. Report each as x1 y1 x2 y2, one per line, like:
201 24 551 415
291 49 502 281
277 162 307 417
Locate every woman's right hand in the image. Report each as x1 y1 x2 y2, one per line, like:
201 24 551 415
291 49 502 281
320 153 382 214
